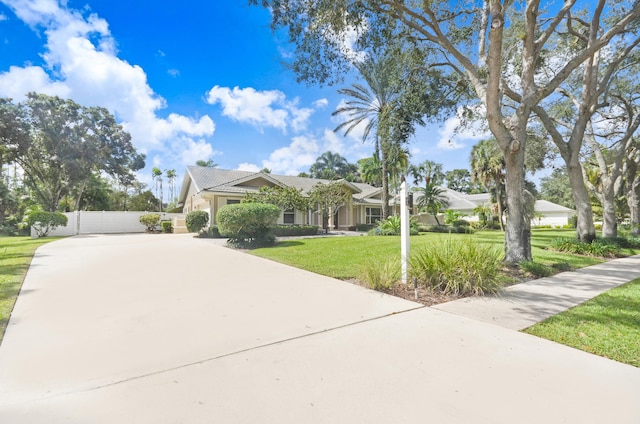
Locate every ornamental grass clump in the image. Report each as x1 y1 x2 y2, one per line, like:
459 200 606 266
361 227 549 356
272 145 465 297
410 237 502 296
358 258 401 291
550 237 621 257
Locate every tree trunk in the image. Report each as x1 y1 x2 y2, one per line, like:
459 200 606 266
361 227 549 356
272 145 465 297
496 185 505 232
503 144 531 263
567 159 596 242
628 178 640 236
381 146 389 220
600 182 617 238
74 178 89 211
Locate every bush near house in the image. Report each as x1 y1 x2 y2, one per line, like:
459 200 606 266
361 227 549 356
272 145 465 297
24 210 68 237
217 203 280 248
272 225 319 237
160 221 173 233
139 213 161 232
185 210 209 233
198 226 224 238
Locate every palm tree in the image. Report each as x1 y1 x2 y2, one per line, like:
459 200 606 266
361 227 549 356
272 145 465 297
409 160 445 187
309 151 351 180
357 156 382 187
166 169 177 203
151 167 163 212
332 59 400 219
414 183 449 225
470 138 506 231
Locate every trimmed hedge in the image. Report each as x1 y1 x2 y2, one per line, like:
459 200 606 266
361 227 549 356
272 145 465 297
160 221 173 233
217 203 280 248
185 210 209 233
272 225 319 237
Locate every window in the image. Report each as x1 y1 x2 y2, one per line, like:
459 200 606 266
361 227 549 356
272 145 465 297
365 207 382 224
226 199 240 205
283 209 295 224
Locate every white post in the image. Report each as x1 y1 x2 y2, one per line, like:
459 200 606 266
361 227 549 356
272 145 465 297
400 180 410 284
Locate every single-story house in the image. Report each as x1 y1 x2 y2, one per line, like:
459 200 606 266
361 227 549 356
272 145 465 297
177 166 575 229
414 188 575 227
177 166 395 230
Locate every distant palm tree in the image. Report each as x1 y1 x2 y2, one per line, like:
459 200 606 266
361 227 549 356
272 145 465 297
409 160 445 187
357 156 382 187
414 183 449 225
470 138 505 230
151 167 163 212
309 151 351 180
332 59 400 219
166 169 177 202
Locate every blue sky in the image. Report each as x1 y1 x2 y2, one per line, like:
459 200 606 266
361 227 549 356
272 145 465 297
0 0 487 191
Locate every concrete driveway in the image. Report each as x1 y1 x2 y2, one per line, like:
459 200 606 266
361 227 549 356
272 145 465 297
0 234 638 423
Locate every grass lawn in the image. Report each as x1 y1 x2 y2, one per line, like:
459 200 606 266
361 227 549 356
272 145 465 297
523 278 640 367
0 236 60 343
251 229 613 280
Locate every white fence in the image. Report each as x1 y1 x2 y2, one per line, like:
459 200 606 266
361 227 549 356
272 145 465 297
32 211 183 237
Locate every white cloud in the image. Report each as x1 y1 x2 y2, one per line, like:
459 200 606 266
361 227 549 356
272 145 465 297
237 162 261 172
0 65 70 98
313 98 328 108
205 85 318 133
177 138 217 167
0 0 216 161
262 135 319 175
0 13 7 21
206 86 289 131
167 69 179 77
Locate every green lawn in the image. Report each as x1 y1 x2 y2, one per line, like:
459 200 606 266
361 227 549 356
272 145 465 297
524 279 640 367
0 236 60 343
251 229 608 280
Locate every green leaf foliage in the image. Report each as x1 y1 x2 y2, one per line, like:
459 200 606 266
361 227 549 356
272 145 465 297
217 203 280 248
139 213 161 232
185 210 210 233
25 210 68 237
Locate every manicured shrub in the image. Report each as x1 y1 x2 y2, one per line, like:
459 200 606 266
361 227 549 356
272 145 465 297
25 210 68 237
356 223 375 232
185 210 209 233
452 219 470 228
217 202 280 248
139 213 161 232
271 225 319 237
410 237 502 296
358 257 401 290
199 226 223 238
421 224 473 234
160 221 173 233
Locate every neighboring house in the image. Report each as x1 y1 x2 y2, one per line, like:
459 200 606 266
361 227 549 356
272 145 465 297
177 166 394 230
413 188 576 226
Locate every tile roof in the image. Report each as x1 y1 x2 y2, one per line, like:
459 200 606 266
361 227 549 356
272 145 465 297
183 166 382 201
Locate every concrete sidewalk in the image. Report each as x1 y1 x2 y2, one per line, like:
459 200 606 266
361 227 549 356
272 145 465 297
434 254 640 330
0 234 638 423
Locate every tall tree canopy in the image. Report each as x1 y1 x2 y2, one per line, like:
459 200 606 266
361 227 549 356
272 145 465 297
253 0 640 263
1 93 144 211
